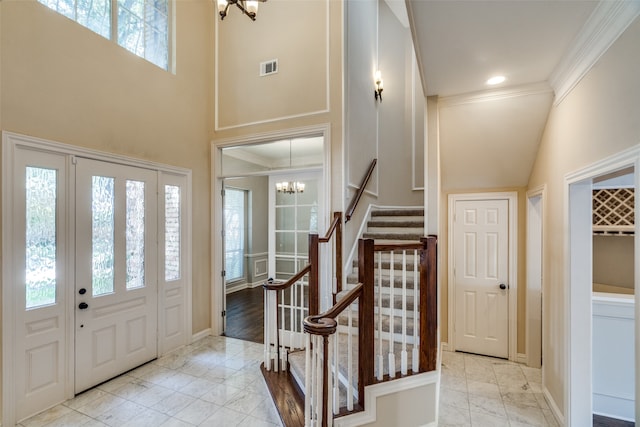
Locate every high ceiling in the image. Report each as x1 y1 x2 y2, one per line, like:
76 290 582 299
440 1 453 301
405 0 603 191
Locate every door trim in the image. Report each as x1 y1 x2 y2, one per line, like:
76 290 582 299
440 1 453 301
447 191 518 361
2 131 193 426
526 186 545 369
564 145 640 426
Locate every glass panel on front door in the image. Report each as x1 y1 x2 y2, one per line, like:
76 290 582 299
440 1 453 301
92 175 115 296
126 180 145 289
25 166 58 309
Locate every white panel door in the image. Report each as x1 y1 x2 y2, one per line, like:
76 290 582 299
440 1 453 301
453 199 509 358
75 158 158 393
12 148 69 422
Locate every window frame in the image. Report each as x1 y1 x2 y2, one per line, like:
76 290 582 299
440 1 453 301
37 0 173 71
223 187 248 284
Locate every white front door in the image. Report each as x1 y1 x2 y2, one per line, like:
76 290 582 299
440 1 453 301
74 158 158 393
453 199 509 358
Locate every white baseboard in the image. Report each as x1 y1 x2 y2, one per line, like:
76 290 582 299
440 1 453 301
225 281 265 294
543 385 565 426
191 328 212 342
516 353 527 364
440 342 450 352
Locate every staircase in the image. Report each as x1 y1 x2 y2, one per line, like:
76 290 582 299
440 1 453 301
362 208 425 243
288 208 426 409
261 208 438 427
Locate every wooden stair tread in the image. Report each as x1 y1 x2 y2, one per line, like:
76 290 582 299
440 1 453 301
260 363 305 427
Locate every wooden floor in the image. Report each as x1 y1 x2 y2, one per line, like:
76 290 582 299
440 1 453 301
224 286 264 344
594 414 635 427
261 363 305 427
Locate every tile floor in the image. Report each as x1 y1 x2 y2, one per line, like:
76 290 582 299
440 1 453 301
21 338 558 427
19 336 282 427
438 350 558 427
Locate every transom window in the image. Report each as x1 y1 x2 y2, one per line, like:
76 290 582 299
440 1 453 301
38 0 170 70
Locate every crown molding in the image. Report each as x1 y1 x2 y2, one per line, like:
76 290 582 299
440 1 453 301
550 0 640 106
438 82 553 108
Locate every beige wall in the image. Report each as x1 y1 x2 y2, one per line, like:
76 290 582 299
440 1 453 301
358 381 437 427
212 0 343 208
593 235 634 290
527 16 640 417
0 0 214 338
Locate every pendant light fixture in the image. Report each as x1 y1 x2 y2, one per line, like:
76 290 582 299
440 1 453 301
217 0 267 21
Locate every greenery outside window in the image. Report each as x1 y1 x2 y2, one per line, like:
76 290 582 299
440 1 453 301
224 188 246 282
38 0 170 70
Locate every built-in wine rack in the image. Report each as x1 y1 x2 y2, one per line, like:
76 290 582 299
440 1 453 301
592 188 634 235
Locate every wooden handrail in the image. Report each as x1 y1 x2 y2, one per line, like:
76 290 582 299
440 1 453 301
262 264 311 291
345 159 377 223
303 283 363 334
319 212 342 243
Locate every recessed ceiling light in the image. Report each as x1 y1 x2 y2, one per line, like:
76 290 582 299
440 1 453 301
486 75 506 85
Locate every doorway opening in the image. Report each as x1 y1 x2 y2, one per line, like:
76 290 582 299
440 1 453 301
566 147 639 426
212 127 330 343
526 186 544 369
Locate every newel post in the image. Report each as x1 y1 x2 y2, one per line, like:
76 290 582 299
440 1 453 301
419 236 438 372
358 238 375 402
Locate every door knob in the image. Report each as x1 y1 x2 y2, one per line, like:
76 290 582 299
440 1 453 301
78 302 89 309
499 283 507 290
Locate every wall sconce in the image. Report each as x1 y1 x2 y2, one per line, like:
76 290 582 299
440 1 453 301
374 70 383 102
276 181 305 194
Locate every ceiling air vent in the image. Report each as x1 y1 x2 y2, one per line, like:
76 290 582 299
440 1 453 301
260 59 278 77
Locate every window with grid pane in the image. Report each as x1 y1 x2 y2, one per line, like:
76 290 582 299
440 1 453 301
224 188 245 282
38 0 169 70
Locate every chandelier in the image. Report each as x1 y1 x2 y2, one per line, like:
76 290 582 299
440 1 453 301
276 181 305 194
217 0 267 21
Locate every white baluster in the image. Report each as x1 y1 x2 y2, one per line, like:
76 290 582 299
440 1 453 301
412 249 419 373
401 250 408 376
311 335 318 427
316 336 323 427
377 251 384 381
327 335 334 427
264 289 271 371
333 320 339 414
305 334 312 427
347 304 354 411
388 251 396 378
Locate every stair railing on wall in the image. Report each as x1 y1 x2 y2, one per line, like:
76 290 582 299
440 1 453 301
262 212 344 372
345 159 377 223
